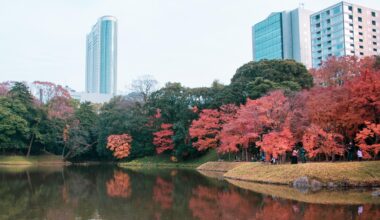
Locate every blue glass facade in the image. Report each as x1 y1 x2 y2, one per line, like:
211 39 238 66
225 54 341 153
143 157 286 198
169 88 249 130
253 13 283 60
100 19 117 94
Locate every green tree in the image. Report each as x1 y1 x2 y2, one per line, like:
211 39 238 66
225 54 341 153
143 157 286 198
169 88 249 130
63 102 99 160
0 97 29 151
230 60 313 103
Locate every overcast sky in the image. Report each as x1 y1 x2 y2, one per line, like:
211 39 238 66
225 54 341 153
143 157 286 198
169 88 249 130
0 0 378 92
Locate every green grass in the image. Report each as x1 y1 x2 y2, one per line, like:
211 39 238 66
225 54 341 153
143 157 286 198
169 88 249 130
223 161 380 186
0 155 65 166
119 149 218 169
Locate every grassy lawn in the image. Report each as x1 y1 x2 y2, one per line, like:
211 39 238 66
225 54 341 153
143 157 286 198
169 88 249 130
119 149 218 169
223 161 380 186
0 155 65 166
197 161 250 172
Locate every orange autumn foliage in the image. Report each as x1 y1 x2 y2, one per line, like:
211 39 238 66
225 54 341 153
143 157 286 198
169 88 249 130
153 124 174 154
257 128 295 160
219 91 289 155
355 121 380 159
302 124 344 159
106 171 132 198
107 134 132 159
189 104 238 152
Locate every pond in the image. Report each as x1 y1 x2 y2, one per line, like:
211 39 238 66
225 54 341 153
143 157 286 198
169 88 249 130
0 165 379 220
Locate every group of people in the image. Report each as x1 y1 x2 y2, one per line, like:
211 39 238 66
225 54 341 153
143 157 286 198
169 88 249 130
290 148 307 164
348 141 363 161
258 141 365 164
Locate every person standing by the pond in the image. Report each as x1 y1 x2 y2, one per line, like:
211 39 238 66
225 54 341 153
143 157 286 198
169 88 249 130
347 141 355 161
357 148 363 161
299 147 307 163
291 148 298 164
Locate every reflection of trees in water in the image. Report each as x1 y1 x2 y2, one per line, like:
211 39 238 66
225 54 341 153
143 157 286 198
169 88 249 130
106 171 132 198
0 170 63 220
188 185 380 220
153 177 173 209
0 167 379 220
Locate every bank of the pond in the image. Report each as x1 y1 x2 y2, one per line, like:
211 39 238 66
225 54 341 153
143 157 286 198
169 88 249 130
198 161 380 187
0 155 70 166
119 150 219 169
226 179 380 205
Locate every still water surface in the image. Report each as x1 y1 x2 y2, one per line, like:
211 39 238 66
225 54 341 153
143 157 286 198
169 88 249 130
0 166 378 220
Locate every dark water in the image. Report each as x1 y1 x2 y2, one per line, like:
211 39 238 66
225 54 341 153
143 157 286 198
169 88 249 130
0 166 379 220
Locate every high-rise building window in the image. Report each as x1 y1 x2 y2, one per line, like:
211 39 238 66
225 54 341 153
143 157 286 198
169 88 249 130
349 15 353 19
372 12 376 17
359 39 363 42
374 48 378 52
360 52 364 55
358 8 362 13
372 21 377 25
359 45 364 49
359 25 362 29
316 23 321 28
373 29 377 32
374 35 377 39
359 32 363 35
358 17 362 22
348 6 353 11
374 42 378 45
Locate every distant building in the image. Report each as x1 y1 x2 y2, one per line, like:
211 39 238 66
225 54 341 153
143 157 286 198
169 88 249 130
252 7 313 68
311 2 380 68
86 16 118 95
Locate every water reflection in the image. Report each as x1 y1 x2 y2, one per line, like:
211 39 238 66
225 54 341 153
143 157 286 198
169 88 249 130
0 166 378 220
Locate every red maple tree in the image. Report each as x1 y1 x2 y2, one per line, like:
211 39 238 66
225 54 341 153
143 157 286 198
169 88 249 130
219 91 289 157
309 56 375 87
190 104 238 152
153 123 174 154
355 121 380 159
257 128 295 160
107 134 133 159
302 124 344 160
190 109 220 151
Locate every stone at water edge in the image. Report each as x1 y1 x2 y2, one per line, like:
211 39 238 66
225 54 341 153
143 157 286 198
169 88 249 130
372 190 380 197
293 176 309 188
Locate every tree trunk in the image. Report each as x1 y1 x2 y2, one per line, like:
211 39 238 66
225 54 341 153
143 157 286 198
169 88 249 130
62 144 66 159
26 134 35 158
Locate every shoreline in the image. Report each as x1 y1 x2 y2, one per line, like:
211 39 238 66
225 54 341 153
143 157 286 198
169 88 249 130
198 161 380 188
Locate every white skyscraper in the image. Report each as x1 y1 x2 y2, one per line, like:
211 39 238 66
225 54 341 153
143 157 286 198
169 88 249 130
86 16 117 95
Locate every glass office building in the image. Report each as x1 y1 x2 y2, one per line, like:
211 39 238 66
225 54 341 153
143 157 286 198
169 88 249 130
311 2 380 68
253 13 283 60
252 8 313 68
86 16 118 95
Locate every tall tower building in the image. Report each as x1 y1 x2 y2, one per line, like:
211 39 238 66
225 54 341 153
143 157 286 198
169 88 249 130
311 2 380 68
86 16 117 95
252 7 313 68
